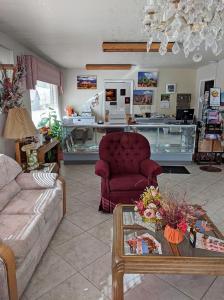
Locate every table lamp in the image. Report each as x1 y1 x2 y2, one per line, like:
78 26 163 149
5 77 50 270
4 107 39 170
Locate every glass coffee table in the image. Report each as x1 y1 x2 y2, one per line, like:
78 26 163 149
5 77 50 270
112 204 224 300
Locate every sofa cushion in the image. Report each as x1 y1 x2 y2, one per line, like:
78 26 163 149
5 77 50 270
0 214 45 266
1 184 62 222
109 174 149 191
16 173 58 189
0 154 22 189
0 179 21 211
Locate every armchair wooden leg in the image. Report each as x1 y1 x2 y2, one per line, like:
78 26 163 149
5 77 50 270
0 243 18 300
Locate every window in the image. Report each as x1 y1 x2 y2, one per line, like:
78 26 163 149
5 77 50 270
30 80 59 127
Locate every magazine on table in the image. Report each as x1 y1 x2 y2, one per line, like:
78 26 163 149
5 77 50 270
126 233 162 255
196 232 224 253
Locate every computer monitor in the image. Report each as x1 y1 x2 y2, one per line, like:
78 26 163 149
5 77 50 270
176 109 194 124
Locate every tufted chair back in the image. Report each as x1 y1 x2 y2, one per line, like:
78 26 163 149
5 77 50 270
99 132 150 175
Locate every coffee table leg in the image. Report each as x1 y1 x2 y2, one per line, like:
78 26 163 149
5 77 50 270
112 268 124 300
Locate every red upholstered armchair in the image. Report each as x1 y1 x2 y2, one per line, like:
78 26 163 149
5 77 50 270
95 132 162 213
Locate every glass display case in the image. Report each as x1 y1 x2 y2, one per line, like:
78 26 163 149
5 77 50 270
62 123 196 163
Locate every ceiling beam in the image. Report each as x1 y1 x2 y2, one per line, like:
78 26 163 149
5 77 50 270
86 64 133 70
102 42 174 52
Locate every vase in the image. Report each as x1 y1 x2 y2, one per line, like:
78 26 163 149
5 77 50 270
164 225 184 244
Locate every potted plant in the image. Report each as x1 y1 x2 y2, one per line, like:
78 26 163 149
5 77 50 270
38 107 62 141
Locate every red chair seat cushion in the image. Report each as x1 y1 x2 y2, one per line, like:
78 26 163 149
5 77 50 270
109 174 148 191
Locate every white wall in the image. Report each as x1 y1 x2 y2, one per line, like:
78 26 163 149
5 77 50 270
195 59 224 117
62 67 196 120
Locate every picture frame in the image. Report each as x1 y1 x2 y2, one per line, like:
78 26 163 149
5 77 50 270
133 90 153 105
166 83 176 94
120 89 126 96
160 94 170 109
77 75 97 89
138 71 158 88
105 89 117 101
125 97 130 104
161 94 170 101
177 93 191 109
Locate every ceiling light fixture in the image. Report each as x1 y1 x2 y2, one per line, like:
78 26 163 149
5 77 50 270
143 0 224 62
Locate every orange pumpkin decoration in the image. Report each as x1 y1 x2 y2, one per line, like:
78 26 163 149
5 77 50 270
164 225 184 244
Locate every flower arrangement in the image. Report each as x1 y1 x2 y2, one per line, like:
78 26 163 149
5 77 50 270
135 188 204 244
134 186 162 224
159 196 191 234
0 60 25 113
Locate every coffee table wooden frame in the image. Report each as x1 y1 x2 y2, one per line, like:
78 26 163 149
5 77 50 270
112 204 224 300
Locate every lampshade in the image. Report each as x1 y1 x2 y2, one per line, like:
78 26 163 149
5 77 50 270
4 107 37 139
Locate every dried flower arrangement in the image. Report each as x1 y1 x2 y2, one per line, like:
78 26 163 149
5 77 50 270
135 187 206 244
0 58 25 113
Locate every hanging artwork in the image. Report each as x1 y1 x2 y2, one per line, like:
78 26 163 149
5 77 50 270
160 94 170 109
77 75 97 89
105 89 117 101
138 72 158 88
125 97 130 104
133 90 153 105
176 94 191 109
120 89 126 96
166 83 176 94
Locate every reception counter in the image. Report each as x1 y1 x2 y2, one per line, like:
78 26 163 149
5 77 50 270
62 123 196 163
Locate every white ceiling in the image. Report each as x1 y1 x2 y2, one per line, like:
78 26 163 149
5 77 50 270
0 0 223 69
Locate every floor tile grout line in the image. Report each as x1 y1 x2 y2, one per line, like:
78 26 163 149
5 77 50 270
154 274 197 300
35 271 80 300
50 239 111 274
200 276 217 300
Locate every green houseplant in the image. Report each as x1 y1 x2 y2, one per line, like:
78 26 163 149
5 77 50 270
38 107 62 141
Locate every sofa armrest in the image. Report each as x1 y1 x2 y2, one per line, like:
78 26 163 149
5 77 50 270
140 159 162 178
95 160 110 179
0 241 18 300
16 173 58 190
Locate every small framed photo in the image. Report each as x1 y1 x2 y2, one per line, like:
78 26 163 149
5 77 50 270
120 89 126 96
166 83 176 94
125 97 130 104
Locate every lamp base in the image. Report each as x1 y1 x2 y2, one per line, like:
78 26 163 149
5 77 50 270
200 165 222 172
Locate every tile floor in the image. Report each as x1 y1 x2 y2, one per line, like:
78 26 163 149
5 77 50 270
22 163 224 300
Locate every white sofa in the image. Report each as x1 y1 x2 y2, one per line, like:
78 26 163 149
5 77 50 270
0 154 66 300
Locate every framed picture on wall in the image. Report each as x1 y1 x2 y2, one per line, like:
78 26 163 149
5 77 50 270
77 75 97 89
125 97 130 104
166 83 176 94
138 71 158 88
177 94 191 109
133 90 153 105
105 89 117 101
120 89 126 96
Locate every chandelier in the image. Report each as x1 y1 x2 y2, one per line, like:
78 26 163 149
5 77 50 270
143 0 224 62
